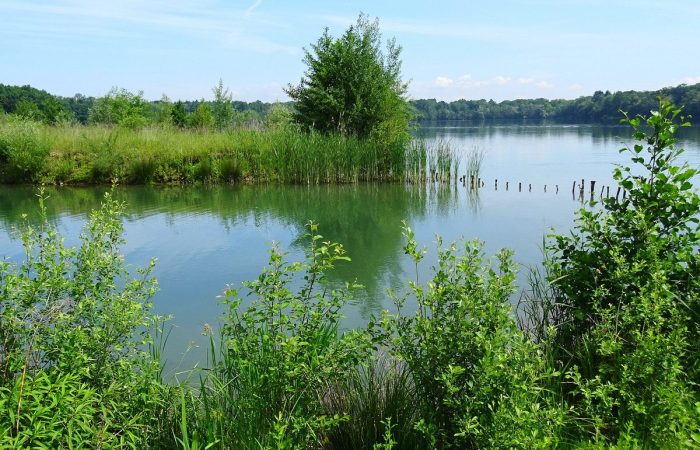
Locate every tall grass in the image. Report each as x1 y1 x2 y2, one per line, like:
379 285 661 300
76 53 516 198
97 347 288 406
0 121 416 185
464 145 484 187
404 138 457 184
322 357 424 450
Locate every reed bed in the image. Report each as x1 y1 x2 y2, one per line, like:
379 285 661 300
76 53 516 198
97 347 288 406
0 120 415 185
404 138 458 184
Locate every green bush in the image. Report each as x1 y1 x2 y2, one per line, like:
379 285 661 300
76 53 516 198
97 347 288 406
88 87 150 129
192 222 373 448
544 100 700 445
286 14 412 147
379 224 563 449
0 117 49 183
0 191 170 448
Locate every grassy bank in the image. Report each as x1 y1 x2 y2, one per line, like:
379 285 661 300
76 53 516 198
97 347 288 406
1 102 699 448
0 118 458 185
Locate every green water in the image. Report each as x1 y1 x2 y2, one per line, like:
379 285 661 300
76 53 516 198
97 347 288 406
2 123 699 368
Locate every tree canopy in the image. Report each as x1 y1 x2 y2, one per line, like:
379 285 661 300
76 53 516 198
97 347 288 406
285 14 411 144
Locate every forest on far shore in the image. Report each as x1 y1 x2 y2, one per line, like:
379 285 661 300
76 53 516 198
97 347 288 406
1 81 699 125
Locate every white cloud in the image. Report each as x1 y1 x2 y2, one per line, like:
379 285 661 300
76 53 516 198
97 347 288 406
457 74 483 88
518 77 553 88
568 83 584 91
435 76 454 88
435 74 513 90
493 75 511 85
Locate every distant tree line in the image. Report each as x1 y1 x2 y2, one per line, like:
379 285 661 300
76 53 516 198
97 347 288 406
2 82 699 126
0 83 292 127
411 83 700 122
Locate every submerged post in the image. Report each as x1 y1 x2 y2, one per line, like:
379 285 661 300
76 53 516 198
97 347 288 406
519 182 522 192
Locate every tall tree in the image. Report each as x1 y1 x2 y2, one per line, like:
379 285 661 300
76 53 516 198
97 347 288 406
212 79 234 130
285 14 411 144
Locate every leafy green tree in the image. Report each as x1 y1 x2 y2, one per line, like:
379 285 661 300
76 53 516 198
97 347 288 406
14 99 43 121
286 14 411 144
88 87 150 128
264 102 293 129
38 97 70 125
212 78 234 130
171 100 187 128
187 100 214 130
154 93 173 126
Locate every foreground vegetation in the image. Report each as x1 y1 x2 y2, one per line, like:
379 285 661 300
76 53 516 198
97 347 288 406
1 102 699 448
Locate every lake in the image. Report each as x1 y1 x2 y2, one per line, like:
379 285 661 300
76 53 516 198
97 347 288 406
2 123 699 369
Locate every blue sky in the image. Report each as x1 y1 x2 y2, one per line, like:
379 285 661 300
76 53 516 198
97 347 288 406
1 0 699 102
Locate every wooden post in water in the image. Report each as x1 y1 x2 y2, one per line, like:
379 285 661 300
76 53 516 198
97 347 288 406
623 189 627 199
495 179 498 190
572 181 576 195
606 186 610 198
600 185 605 198
580 179 585 197
506 181 509 191
519 182 522 192
590 180 596 201
556 184 559 194
616 186 621 201
529 183 532 192
544 184 547 192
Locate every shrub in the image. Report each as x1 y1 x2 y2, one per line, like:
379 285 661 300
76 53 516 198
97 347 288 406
544 99 700 445
286 14 411 147
212 79 235 131
0 191 168 447
194 222 374 448
88 87 150 129
0 117 49 183
379 224 563 449
188 101 214 130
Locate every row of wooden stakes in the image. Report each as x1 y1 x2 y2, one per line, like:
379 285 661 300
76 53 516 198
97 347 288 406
457 175 627 200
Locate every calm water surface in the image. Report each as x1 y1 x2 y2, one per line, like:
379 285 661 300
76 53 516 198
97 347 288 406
2 124 699 367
